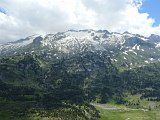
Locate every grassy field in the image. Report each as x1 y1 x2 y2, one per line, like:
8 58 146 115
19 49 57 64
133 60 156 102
94 103 160 120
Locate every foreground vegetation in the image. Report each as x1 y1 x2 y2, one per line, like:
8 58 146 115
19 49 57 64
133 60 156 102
94 94 160 120
0 52 160 119
97 106 157 120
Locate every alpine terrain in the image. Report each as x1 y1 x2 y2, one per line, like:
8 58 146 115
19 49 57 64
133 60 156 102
1 29 160 120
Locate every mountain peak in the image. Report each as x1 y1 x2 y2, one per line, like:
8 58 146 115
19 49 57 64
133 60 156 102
1 29 160 69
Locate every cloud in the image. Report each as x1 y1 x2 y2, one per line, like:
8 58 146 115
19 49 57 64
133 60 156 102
0 0 160 43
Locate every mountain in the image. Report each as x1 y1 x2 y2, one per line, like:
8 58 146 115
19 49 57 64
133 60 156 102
1 29 160 70
0 55 101 120
1 30 160 119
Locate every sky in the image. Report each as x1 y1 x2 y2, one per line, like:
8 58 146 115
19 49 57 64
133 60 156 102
0 0 160 43
139 0 160 26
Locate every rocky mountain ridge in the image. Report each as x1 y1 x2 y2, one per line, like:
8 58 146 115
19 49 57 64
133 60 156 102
1 29 160 69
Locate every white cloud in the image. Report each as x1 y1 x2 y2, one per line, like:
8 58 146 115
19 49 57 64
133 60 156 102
0 0 160 43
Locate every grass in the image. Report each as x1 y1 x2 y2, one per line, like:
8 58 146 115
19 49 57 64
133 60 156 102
93 95 160 120
96 106 157 120
124 94 160 110
93 94 160 120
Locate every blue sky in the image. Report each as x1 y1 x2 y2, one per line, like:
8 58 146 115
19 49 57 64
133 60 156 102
140 0 160 26
0 7 6 14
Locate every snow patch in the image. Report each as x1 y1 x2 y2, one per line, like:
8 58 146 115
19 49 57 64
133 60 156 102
132 44 137 50
149 58 154 61
123 51 128 55
137 45 140 50
145 60 149 63
156 43 160 48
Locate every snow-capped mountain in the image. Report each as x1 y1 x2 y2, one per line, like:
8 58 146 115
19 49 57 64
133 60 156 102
1 29 160 69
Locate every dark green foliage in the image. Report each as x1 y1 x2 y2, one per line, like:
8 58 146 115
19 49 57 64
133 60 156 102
0 54 101 119
44 51 123 104
1 51 160 119
121 62 160 100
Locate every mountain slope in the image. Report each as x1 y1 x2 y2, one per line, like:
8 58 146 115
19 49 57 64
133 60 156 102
0 55 100 120
1 30 160 119
1 29 160 70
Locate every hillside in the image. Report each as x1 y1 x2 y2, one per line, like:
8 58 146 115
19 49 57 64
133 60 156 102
1 30 160 70
1 30 160 119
